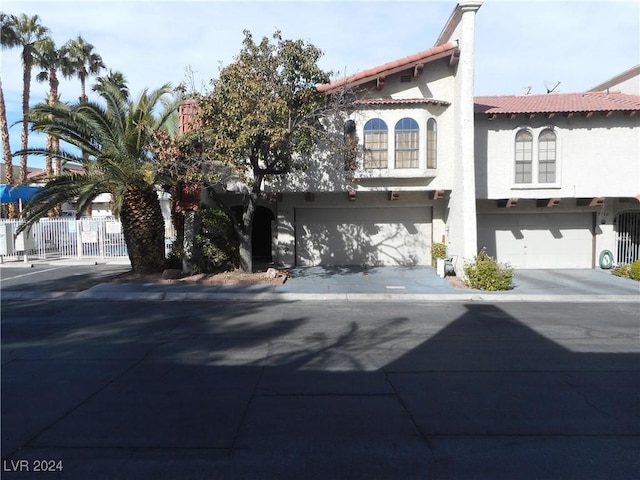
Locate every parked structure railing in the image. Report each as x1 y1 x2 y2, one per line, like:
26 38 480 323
0 217 176 262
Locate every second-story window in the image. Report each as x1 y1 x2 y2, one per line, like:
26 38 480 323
394 118 419 168
514 129 533 183
364 118 388 169
427 118 437 169
538 128 556 183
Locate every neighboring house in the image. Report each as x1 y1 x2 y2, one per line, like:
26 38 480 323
190 1 639 270
474 90 640 268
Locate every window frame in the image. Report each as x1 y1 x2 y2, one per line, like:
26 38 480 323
394 117 420 169
537 128 556 184
514 128 533 184
363 118 388 169
427 118 437 169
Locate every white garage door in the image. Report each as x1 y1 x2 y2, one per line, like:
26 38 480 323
477 213 594 269
295 207 432 266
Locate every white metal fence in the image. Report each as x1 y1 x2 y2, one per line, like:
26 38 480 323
0 217 176 262
615 211 640 265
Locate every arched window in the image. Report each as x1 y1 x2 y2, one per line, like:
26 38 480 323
427 118 437 169
514 129 533 183
363 118 388 169
538 129 556 183
394 118 419 168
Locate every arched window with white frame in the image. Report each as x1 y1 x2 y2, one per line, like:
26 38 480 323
363 118 388 169
514 129 533 183
538 128 556 183
394 117 419 168
427 118 437 169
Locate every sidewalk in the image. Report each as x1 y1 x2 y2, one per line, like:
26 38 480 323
3 263 638 303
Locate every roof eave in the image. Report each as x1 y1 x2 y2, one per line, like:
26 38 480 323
318 42 459 94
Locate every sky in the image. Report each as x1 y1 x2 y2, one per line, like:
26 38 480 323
2 0 639 169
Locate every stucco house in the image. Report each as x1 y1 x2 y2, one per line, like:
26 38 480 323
191 1 639 271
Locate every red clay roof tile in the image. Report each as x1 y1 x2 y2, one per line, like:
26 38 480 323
319 42 459 93
355 98 450 107
474 92 640 115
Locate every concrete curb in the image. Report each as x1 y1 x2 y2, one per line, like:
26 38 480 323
2 290 638 303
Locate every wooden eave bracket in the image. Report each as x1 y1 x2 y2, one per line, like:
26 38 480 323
588 197 604 207
376 76 386 91
537 198 560 208
497 198 518 208
430 190 446 200
413 63 424 78
449 49 460 67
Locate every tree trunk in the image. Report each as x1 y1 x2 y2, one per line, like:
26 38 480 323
120 186 166 274
182 209 197 274
238 230 253 272
47 71 60 217
0 76 18 218
20 54 31 184
238 190 259 272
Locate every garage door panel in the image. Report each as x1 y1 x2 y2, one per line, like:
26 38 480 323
296 207 431 266
478 213 593 269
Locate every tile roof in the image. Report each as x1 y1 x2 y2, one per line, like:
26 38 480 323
355 98 450 107
318 42 459 93
474 92 640 115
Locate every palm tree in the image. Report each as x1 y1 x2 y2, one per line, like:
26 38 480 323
61 35 105 102
35 37 64 178
93 69 129 101
19 81 181 274
9 13 50 184
0 13 18 217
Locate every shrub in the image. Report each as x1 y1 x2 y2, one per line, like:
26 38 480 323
630 260 640 281
464 248 513 291
194 207 239 272
612 264 631 278
431 242 447 267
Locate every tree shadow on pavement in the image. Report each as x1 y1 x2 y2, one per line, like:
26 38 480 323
1 299 638 479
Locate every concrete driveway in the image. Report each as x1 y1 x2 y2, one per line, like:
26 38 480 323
276 266 640 296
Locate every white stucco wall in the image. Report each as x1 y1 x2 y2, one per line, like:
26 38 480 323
475 113 640 199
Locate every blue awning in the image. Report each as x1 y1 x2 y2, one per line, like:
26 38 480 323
0 185 41 203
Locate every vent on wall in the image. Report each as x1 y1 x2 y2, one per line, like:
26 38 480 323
400 74 412 83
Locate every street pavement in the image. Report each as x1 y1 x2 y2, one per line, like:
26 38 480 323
1 262 639 478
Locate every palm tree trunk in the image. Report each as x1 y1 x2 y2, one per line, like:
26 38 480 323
120 185 166 274
19 52 32 184
46 69 59 217
0 76 18 218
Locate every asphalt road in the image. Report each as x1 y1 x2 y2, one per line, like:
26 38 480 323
2 296 638 479
0 263 131 292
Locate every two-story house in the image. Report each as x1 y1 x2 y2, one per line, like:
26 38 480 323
192 1 639 271
199 2 483 272
475 67 640 269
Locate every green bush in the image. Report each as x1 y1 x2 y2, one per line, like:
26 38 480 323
431 242 447 267
194 207 239 272
464 248 513 291
630 260 640 281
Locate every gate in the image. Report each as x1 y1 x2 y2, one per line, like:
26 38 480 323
0 218 176 261
615 210 640 264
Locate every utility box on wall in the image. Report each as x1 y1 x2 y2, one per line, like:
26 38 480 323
0 223 14 256
14 228 35 253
